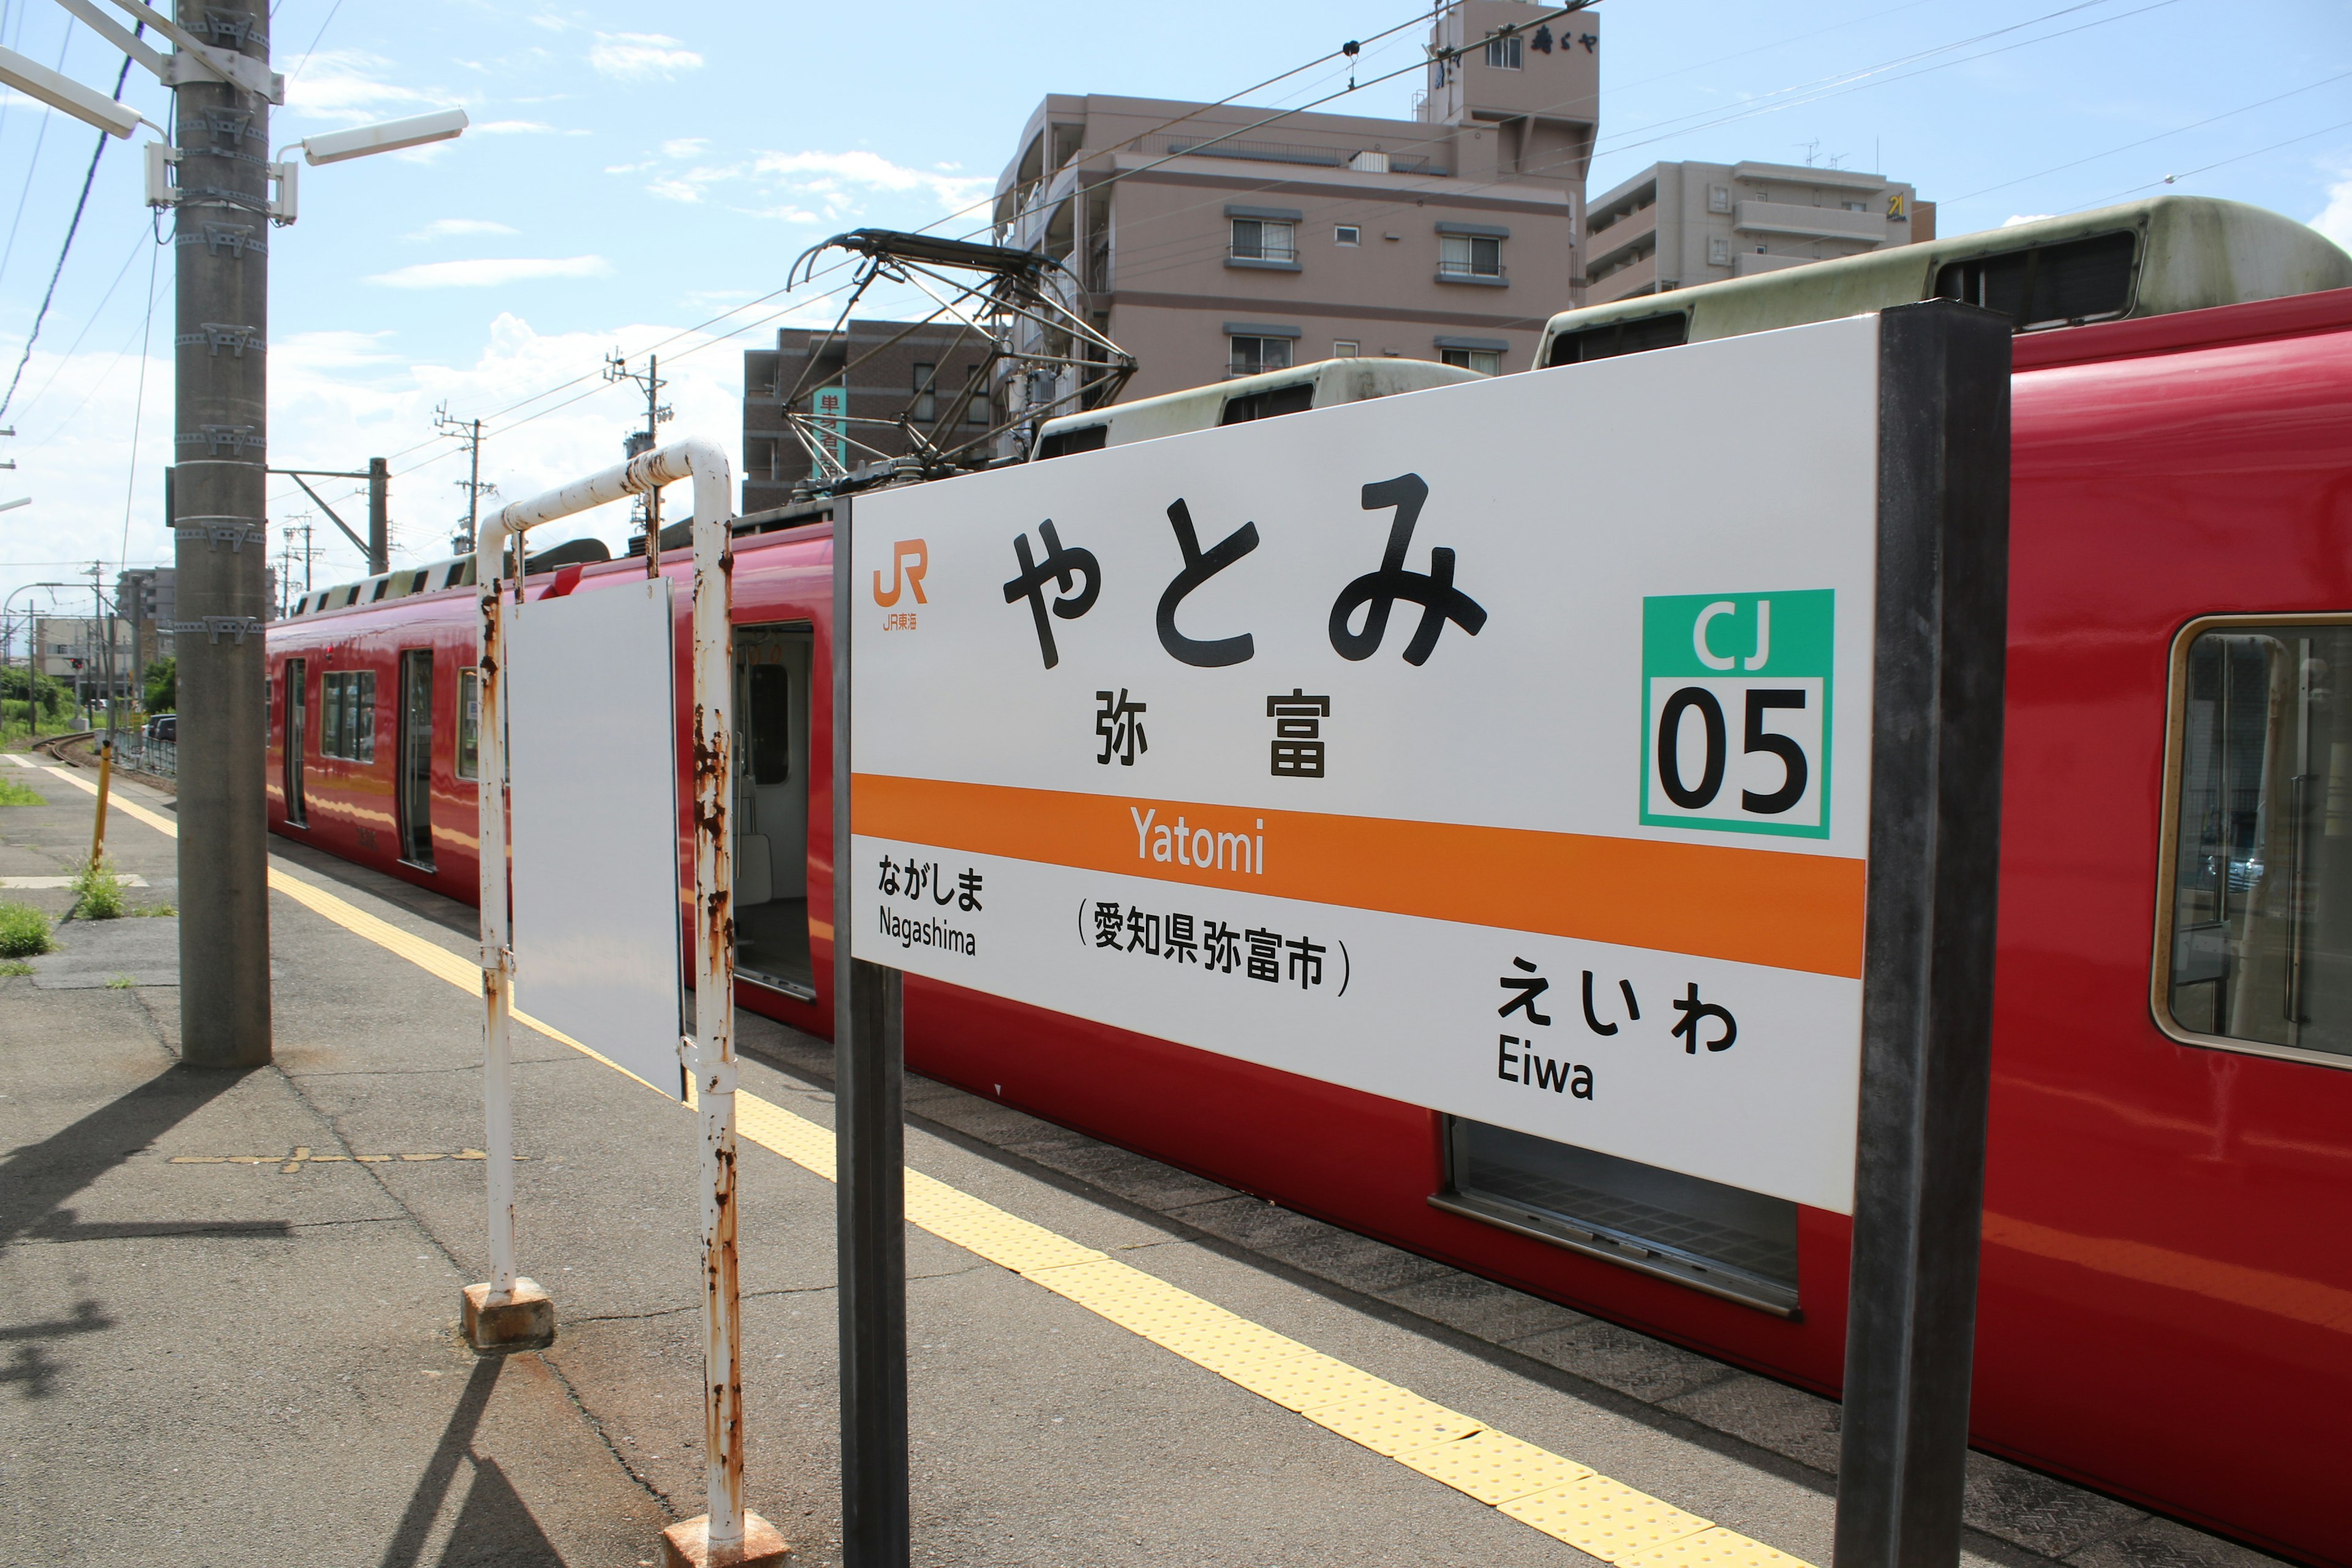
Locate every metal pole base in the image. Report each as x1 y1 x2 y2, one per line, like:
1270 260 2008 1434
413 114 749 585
660 1512 790 1568
460 1278 555 1353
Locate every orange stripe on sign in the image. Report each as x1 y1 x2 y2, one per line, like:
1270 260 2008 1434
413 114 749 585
853 774 1865 978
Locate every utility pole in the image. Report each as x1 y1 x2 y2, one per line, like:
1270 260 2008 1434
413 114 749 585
0 18 459 1069
172 0 276 1070
605 351 672 549
435 404 496 555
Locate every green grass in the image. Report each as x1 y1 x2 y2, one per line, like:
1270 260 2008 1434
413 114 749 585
70 858 127 921
104 975 135 989
0 959 33 978
130 902 176 917
0 902 53 959
0 776 40 806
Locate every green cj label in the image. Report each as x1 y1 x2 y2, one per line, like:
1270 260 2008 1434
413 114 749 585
1640 590 1835 839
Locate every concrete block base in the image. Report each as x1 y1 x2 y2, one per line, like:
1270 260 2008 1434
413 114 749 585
461 1278 555 1352
660 1512 790 1567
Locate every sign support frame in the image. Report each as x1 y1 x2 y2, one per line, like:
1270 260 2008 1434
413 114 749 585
1832 298 2013 1568
832 492 915 1568
466 438 788 1566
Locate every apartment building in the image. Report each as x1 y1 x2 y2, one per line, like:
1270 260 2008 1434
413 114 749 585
1582 159 1936 307
992 0 1598 410
32 616 137 695
741 320 1000 513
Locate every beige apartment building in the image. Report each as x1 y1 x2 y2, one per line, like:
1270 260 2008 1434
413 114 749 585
1583 159 1937 307
992 0 1599 409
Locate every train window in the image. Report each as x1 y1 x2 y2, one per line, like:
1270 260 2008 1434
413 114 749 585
1932 230 2136 333
456 669 480 781
2160 619 2352 1065
1218 382 1316 424
1434 1117 1800 1315
1547 312 1689 367
1037 424 1109 460
319 670 377 763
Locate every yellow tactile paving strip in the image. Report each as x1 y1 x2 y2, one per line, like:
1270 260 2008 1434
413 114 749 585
56 761 1812 1564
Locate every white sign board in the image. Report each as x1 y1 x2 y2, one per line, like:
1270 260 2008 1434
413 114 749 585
850 317 1882 1212
507 576 685 1099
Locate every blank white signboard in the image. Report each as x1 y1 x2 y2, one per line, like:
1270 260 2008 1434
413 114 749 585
507 576 684 1099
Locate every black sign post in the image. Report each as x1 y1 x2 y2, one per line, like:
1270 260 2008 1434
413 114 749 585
832 494 914 1568
1834 298 2013 1568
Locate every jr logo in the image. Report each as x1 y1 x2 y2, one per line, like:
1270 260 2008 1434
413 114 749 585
1639 590 1834 839
873 540 929 608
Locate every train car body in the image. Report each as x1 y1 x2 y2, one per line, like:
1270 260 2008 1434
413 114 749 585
268 271 2352 1564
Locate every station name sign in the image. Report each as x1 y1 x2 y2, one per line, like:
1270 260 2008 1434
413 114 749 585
850 318 1884 1213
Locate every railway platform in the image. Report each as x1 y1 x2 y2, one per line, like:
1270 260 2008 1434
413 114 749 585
0 749 2289 1567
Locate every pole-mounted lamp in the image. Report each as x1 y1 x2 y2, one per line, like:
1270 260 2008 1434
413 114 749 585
0 43 157 138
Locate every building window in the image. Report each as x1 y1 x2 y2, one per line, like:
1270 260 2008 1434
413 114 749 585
1231 218 1296 263
1708 236 1732 266
1439 233 1504 279
1332 340 1360 358
1334 225 1360 246
1708 184 1732 214
911 362 937 424
1229 335 1293 377
320 670 375 763
2160 619 2352 1064
1440 347 1500 375
967 387 990 427
1485 35 1522 69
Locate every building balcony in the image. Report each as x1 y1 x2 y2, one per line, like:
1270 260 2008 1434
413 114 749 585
1583 202 1656 265
1583 252 1658 304
1435 259 1507 285
1733 252 1815 279
1732 200 1888 243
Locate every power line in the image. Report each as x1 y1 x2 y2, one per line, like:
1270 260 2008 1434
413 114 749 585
0 29 74 290
2076 115 2352 209
0 40 139 419
1943 66 2352 205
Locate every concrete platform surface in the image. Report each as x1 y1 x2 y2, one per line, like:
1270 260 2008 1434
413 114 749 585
0 753 2290 1567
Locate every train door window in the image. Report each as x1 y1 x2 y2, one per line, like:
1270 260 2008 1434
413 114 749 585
732 623 815 998
284 658 307 826
2159 618 2352 1066
1434 1117 1800 1315
320 671 376 762
396 650 434 869
456 669 480 781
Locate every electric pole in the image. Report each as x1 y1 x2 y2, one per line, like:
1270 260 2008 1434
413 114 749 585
173 0 274 1069
1 7 466 1072
435 404 496 554
605 350 672 549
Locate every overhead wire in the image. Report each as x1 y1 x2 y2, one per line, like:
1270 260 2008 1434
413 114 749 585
0 31 143 419
0 28 74 290
2076 115 2352 209
1942 66 2352 205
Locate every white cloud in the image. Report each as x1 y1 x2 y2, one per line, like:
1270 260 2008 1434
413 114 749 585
589 32 704 80
750 149 992 210
284 51 456 124
364 256 611 288
2001 213 2056 228
2312 176 2352 255
473 119 560 135
662 138 708 158
406 219 521 241
647 179 705 205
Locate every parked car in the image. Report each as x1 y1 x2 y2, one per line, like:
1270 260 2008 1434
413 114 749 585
146 714 175 743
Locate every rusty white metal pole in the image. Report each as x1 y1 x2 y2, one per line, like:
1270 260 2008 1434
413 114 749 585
682 443 744 1548
473 521 519 1303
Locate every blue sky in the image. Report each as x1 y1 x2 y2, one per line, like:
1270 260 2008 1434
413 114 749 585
1 0 2347 624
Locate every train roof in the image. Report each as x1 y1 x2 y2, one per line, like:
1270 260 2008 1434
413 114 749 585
1536 195 2352 368
1033 356 1480 458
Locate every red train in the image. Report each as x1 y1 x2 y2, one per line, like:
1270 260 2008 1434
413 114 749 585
268 223 2352 1564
